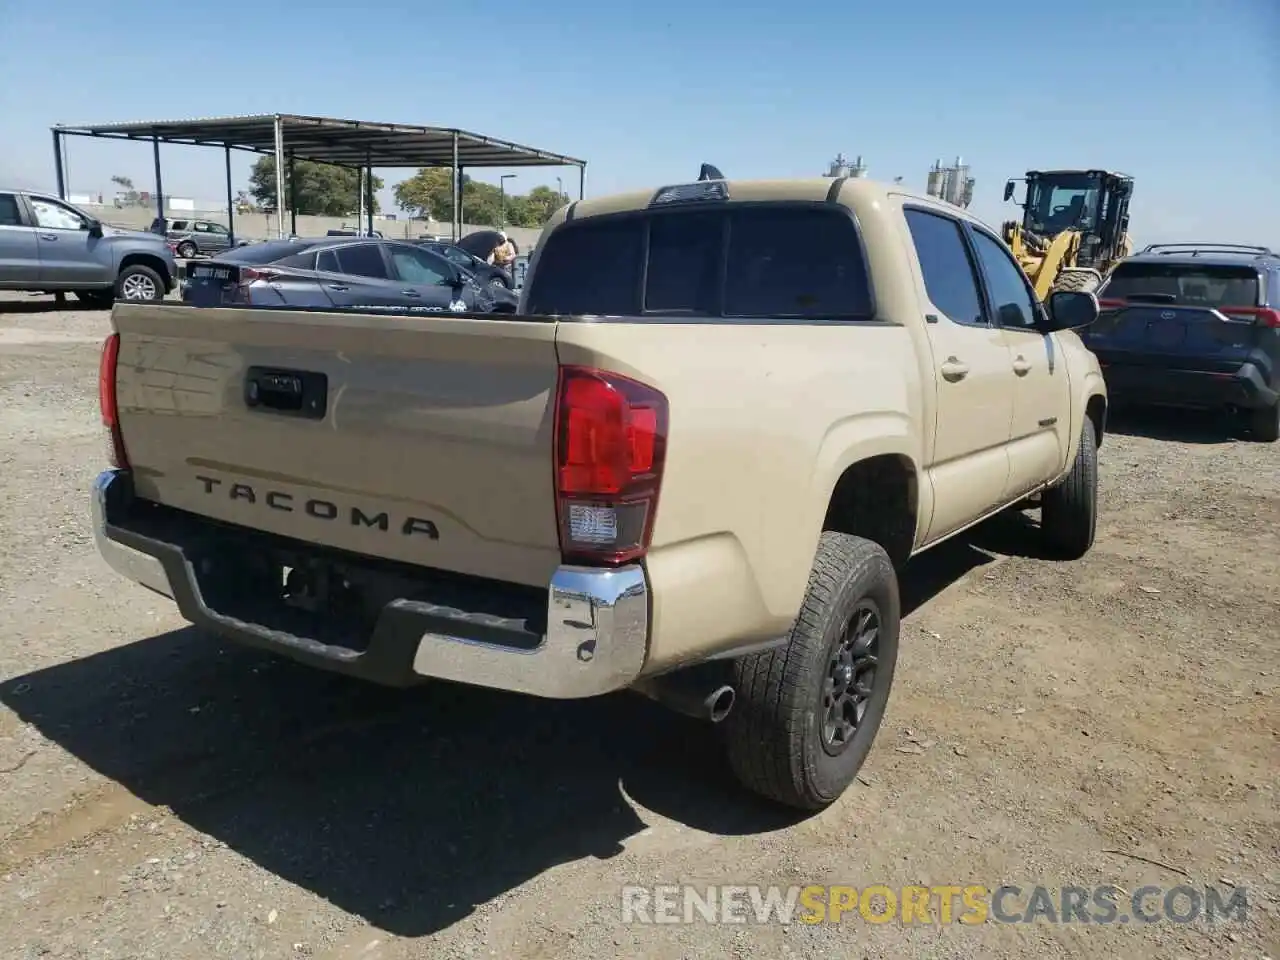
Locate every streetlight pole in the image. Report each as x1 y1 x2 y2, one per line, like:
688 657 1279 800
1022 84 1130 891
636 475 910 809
556 175 564 206
499 174 516 228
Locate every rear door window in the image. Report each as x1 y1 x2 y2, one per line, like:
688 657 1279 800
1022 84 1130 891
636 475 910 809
0 193 22 226
903 209 986 326
1103 263 1260 309
334 243 390 280
525 204 872 319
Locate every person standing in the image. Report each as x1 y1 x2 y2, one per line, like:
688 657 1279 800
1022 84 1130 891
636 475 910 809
489 231 516 268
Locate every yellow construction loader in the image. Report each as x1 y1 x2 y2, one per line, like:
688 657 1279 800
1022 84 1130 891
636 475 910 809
1001 169 1134 299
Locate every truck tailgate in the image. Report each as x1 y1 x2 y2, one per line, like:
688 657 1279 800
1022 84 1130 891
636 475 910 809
111 304 563 588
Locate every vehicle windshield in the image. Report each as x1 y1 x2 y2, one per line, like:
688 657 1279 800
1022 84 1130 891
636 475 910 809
524 204 873 319
1025 173 1101 235
1101 262 1260 309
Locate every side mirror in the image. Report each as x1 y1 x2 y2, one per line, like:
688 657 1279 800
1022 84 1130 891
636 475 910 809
1042 290 1100 332
1003 180 1016 202
86 218 103 237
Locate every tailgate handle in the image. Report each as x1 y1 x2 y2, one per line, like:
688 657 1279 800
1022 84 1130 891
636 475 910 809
244 366 328 420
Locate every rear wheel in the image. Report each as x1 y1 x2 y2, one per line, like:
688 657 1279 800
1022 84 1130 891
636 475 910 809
176 240 197 259
1041 420 1098 559
116 264 165 302
1053 269 1100 294
724 532 899 810
1248 401 1280 443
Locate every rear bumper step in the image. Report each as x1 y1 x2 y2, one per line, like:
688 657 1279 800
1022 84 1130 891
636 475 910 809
91 469 649 696
1096 359 1278 410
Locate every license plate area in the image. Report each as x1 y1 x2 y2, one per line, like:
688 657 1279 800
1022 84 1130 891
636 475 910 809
244 366 328 419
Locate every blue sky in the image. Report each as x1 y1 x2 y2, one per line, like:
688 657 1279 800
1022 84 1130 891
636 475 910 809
1 0 1276 246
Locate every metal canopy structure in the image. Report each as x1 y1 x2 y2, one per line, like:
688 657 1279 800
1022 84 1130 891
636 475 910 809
50 113 587 242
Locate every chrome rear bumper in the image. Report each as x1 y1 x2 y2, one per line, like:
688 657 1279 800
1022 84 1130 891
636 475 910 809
92 468 649 696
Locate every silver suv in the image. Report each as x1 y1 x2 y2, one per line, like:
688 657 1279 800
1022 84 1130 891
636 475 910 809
0 190 177 303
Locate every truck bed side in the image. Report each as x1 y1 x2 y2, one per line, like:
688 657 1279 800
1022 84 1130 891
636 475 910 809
556 319 926 670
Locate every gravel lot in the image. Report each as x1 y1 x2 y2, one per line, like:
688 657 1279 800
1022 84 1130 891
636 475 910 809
0 291 1276 960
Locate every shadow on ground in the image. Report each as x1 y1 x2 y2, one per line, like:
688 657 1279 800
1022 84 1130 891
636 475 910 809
0 297 80 314
0 529 1031 937
1106 406 1241 445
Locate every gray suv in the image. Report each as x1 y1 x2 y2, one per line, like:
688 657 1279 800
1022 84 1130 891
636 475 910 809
161 218 246 259
0 189 177 303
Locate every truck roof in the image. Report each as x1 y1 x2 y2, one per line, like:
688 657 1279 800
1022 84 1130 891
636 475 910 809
554 176 991 230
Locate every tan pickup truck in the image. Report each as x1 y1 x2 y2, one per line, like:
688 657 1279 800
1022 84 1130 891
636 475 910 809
92 174 1107 810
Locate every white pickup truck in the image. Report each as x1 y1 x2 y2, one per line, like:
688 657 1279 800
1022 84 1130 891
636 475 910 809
92 173 1107 809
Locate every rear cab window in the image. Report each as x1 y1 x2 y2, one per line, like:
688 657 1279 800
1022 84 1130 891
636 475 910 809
1102 262 1260 310
525 204 873 319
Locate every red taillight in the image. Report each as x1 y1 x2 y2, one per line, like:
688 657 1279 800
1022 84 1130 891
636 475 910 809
98 333 129 469
553 365 668 565
230 267 277 303
1221 306 1280 328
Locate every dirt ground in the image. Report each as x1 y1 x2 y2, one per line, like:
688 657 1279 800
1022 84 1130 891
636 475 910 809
0 291 1276 960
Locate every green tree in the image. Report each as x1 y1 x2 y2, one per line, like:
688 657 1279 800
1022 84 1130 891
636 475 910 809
248 157 382 216
392 168 568 227
521 185 567 225
461 181 506 227
393 167 456 220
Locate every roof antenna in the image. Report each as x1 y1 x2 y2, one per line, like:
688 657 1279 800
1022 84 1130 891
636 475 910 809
698 163 725 181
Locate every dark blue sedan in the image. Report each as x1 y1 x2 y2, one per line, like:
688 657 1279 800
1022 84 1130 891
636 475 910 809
182 237 518 313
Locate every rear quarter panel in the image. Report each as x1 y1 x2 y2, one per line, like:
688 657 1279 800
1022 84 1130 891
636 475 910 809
557 319 927 671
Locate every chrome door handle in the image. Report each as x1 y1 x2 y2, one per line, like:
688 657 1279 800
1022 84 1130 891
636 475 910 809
1012 356 1031 376
940 357 970 382
39 234 57 241
401 289 421 297
326 283 349 291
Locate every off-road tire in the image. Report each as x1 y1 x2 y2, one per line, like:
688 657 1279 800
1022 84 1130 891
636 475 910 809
1053 269 1098 294
724 532 899 810
1041 420 1098 559
115 264 165 302
1248 401 1280 443
176 240 198 259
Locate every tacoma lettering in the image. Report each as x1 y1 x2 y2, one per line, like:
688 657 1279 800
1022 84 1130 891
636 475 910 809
194 475 438 539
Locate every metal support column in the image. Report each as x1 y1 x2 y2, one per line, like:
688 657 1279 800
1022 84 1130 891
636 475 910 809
152 133 164 224
357 168 365 233
224 144 235 245
52 130 66 199
287 154 298 237
365 151 374 237
272 115 286 238
451 131 460 241
457 166 465 239
578 163 585 200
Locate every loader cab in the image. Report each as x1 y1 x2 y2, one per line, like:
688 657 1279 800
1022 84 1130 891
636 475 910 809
1004 169 1133 268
